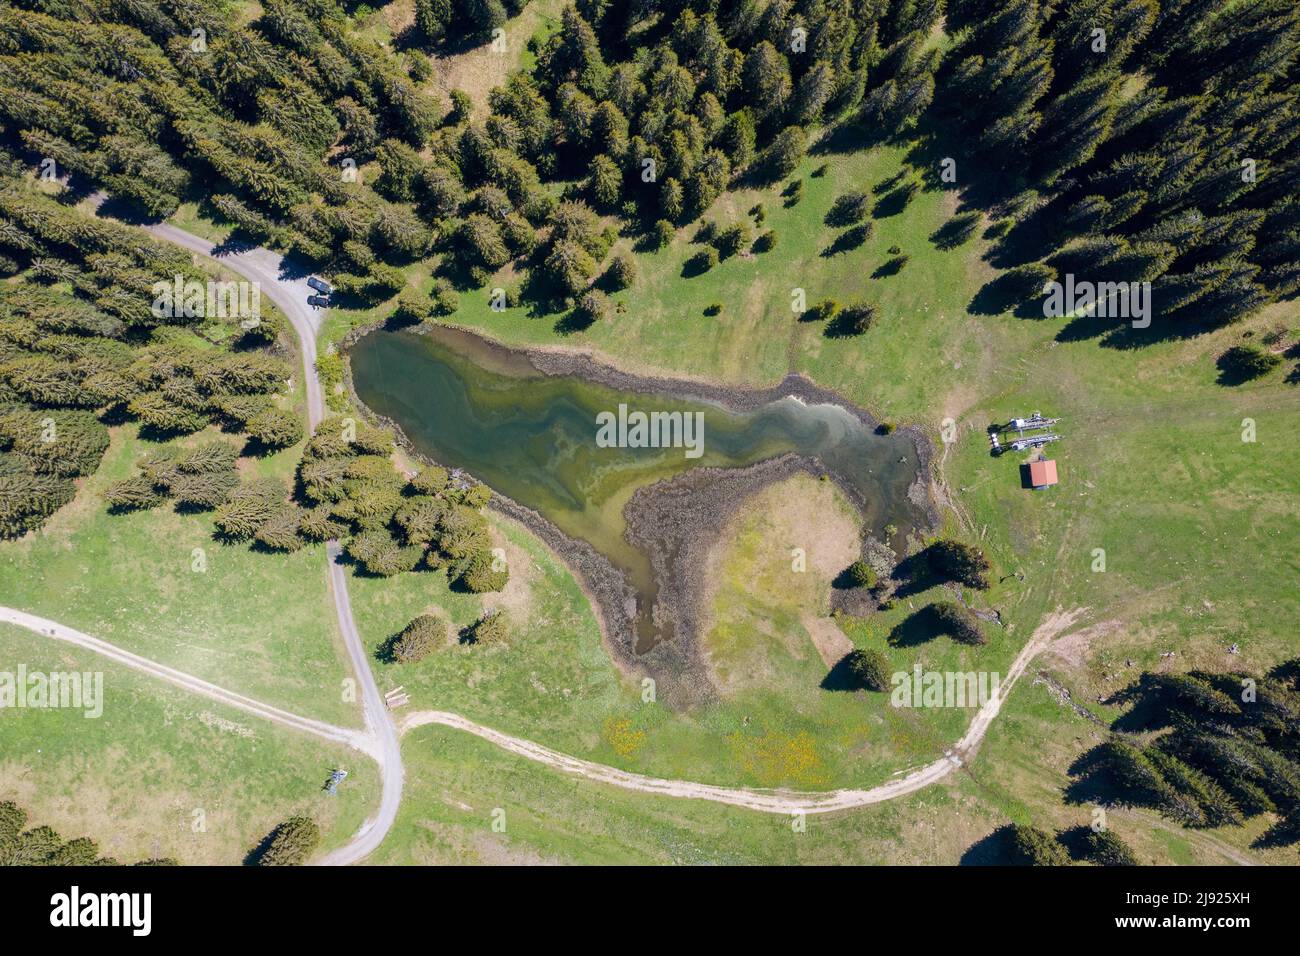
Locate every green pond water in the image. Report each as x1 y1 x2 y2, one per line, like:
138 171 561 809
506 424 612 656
349 325 927 649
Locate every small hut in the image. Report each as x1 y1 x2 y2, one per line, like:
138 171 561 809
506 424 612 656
1027 459 1058 490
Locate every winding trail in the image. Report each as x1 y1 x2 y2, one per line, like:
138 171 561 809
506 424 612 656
2 599 1083 819
398 608 1086 813
6 601 1257 863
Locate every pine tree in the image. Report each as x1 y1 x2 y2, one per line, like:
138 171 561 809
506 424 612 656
256 816 321 866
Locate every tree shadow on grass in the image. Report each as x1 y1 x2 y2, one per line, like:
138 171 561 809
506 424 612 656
1056 825 1103 863
959 825 1018 865
242 825 280 866
823 308 876 338
872 186 915 218
820 226 870 258
1215 350 1270 387
90 191 164 227
1053 311 1117 343
1252 814 1300 850
872 170 908 195
809 121 890 157
137 423 202 444
375 630 403 664
872 256 907 278
553 308 595 334
1062 743 1123 808
929 218 977 251
819 653 862 692
890 548 940 599
680 254 716 278
968 274 1047 317
1268 658 1300 689
98 404 133 427
1104 676 1178 734
887 604 944 647
980 203 1063 271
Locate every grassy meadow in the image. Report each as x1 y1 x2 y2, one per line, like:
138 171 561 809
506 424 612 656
0 623 377 865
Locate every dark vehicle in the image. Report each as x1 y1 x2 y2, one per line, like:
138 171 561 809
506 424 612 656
306 276 332 294
307 294 330 309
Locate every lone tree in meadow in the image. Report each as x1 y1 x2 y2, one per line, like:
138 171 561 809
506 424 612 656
826 303 877 337
826 191 871 227
845 647 892 692
685 247 718 275
389 613 446 663
714 222 751 258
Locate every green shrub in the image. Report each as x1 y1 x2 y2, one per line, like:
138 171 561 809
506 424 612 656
606 254 636 290
430 277 460 316
470 610 508 645
574 289 612 325
846 559 876 589
390 614 445 663
845 648 891 691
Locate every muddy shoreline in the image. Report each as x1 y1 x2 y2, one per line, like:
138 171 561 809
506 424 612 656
343 319 943 707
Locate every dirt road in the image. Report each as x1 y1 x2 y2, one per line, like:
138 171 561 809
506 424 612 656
89 204 405 865
5 603 1256 863
0 606 375 757
396 610 1090 815
5 601 1074 818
